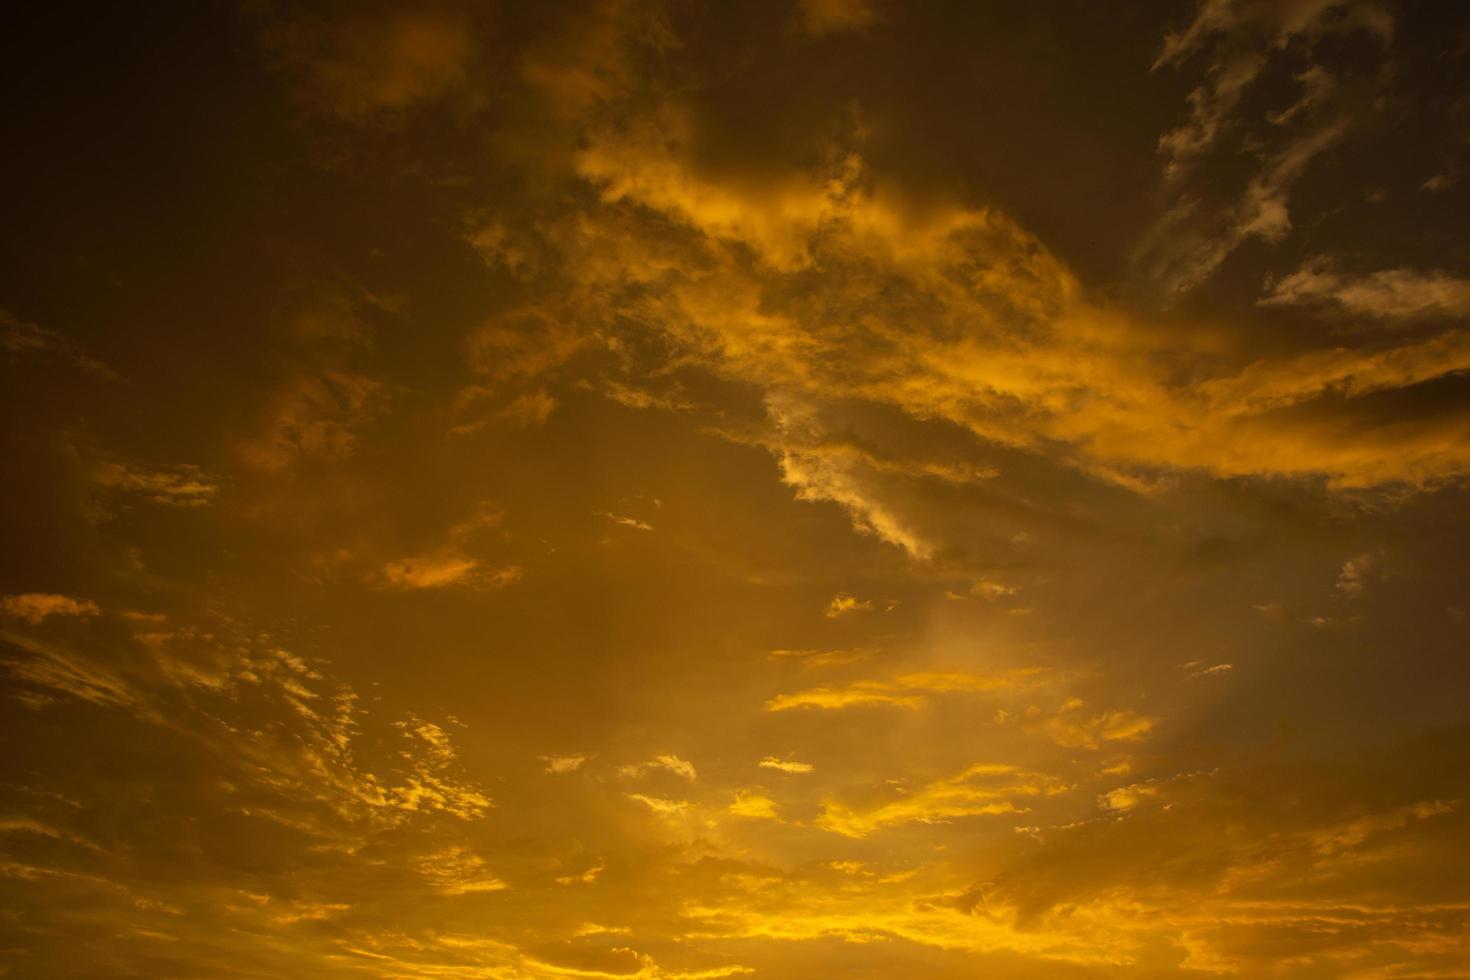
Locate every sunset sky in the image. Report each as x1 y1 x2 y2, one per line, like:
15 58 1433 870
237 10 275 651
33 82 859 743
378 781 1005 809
3 1 1470 977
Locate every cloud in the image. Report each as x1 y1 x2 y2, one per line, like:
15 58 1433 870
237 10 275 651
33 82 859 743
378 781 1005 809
241 369 389 473
1262 257 1470 320
381 553 482 589
541 754 587 774
1180 661 1233 677
1021 699 1157 750
970 579 1020 600
758 757 814 774
1143 1 1392 294
676 858 1112 961
655 754 698 780
92 459 217 507
620 754 698 781
763 393 950 559
0 308 117 378
330 929 752 980
1052 710 1155 750
626 793 690 817
1156 0 1393 67
6 6 1470 976
1098 781 1162 812
448 307 590 435
1143 118 1351 295
264 6 477 120
728 791 780 820
1336 553 1374 595
1309 799 1458 855
817 764 1063 837
793 0 876 37
223 280 397 473
1 631 141 712
1 310 67 355
453 386 561 434
380 718 496 821
377 504 521 591
766 647 874 669
599 511 654 531
514 0 678 122
600 379 695 412
525 87 1470 502
1155 50 1269 179
716 390 1001 560
952 751 1468 975
556 863 605 886
497 389 558 425
131 625 250 693
9 607 496 832
824 592 874 618
0 594 100 624
767 670 1037 712
465 307 585 382
766 681 923 712
416 846 508 896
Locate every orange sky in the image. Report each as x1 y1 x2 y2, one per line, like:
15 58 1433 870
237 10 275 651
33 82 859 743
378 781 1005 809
3 1 1470 977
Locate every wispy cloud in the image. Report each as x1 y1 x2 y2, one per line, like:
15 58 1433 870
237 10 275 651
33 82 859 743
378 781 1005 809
824 592 874 618
381 553 482 589
541 754 587 774
758 757 814 774
1336 553 1375 595
599 511 654 531
1023 698 1157 750
241 369 389 473
818 763 1062 837
263 6 478 120
1143 1 1392 295
93 459 217 507
766 647 875 669
1262 258 1470 320
1 594 100 625
1180 661 1234 677
729 791 780 820
793 0 876 37
626 793 690 817
620 754 698 781
768 670 1039 712
1 309 117 378
416 846 508 895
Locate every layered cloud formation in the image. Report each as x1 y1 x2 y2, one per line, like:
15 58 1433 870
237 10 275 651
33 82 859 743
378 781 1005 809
2 1 1469 977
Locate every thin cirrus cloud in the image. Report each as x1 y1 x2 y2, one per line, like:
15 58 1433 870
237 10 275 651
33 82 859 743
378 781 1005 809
758 757 814 774
766 670 1041 712
817 763 1064 838
91 458 217 507
823 592 875 618
1262 257 1470 320
1140 0 1391 295
620 754 698 782
541 753 586 774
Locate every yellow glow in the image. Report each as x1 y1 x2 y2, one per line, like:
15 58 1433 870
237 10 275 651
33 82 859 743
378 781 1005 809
2 2 1469 977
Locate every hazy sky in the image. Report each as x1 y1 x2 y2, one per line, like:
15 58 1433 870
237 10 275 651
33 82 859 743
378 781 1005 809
3 1 1470 977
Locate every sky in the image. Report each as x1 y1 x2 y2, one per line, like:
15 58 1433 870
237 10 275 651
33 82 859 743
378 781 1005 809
2 1 1470 977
